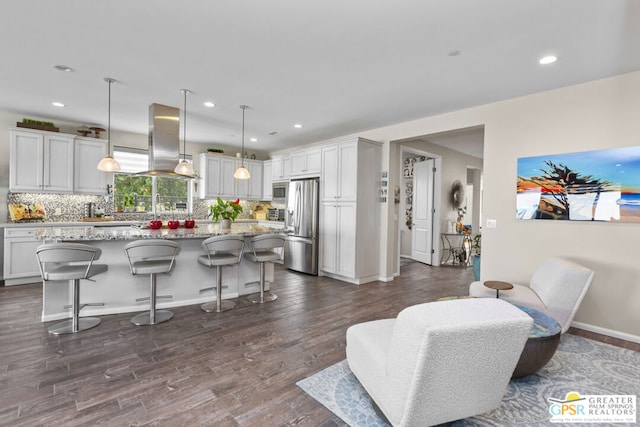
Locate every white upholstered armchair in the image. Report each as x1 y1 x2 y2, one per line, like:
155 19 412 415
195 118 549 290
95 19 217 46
346 298 533 427
469 257 594 333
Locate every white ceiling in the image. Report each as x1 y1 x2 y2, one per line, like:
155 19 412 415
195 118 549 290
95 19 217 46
2 0 639 155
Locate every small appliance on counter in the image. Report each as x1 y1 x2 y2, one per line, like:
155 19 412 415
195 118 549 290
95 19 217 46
268 208 285 221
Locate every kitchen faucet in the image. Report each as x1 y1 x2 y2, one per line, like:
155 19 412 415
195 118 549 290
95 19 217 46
153 194 162 220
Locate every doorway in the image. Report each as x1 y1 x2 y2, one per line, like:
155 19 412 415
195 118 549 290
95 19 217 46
393 126 484 277
398 147 442 267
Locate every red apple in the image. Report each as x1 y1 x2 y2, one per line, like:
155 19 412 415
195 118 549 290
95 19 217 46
149 220 162 229
167 220 180 229
184 219 195 228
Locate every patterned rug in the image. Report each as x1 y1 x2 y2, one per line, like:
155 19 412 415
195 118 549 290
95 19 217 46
297 334 640 426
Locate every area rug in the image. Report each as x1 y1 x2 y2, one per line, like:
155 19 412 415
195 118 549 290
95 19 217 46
296 334 640 426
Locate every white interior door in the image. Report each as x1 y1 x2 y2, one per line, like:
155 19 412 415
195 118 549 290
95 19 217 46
411 159 434 264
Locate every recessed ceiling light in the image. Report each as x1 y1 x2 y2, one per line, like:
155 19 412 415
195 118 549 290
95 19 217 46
53 65 73 72
539 55 557 65
448 50 461 57
52 102 65 107
294 124 302 129
268 131 278 136
204 101 215 108
250 138 257 142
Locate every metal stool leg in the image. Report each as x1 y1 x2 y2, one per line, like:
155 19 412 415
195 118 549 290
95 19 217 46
48 279 101 335
247 261 278 304
201 265 236 312
131 273 174 325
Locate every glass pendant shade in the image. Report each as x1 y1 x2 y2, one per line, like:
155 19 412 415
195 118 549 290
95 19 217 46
97 154 121 172
97 77 122 172
175 89 195 177
233 165 250 179
174 159 194 175
234 105 251 180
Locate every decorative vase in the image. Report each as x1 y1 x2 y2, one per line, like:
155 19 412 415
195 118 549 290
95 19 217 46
220 219 232 229
473 255 481 281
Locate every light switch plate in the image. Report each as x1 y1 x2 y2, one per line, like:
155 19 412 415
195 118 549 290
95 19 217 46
55 208 62 215
486 219 497 228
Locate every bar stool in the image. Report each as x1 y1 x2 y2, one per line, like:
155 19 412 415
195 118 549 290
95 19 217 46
124 240 180 326
198 235 245 312
244 234 285 303
35 243 107 335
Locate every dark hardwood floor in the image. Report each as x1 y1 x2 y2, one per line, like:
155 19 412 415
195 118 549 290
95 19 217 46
0 262 637 426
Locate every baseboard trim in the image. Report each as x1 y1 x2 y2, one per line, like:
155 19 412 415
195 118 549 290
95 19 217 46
571 321 640 345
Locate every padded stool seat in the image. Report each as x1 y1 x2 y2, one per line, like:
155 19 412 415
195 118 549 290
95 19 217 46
198 235 245 312
124 240 180 325
244 234 285 303
36 243 107 335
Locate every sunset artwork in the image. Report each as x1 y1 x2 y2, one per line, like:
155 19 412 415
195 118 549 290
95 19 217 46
516 146 640 222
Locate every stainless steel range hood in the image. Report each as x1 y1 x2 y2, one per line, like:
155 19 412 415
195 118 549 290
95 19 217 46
135 103 195 178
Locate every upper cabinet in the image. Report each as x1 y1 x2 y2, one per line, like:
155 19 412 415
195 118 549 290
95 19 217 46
10 129 74 193
321 141 358 201
74 137 108 195
198 153 236 199
290 147 321 177
271 154 291 182
235 159 263 200
10 129 108 195
262 160 273 201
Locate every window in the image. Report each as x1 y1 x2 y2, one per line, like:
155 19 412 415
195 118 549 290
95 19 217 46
113 147 192 214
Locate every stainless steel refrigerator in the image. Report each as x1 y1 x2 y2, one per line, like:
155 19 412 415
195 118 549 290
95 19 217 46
284 178 319 275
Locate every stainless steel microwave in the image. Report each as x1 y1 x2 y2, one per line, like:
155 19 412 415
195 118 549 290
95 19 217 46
272 182 288 203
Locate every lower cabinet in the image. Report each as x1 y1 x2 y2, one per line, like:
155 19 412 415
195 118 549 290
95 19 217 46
320 202 356 278
3 228 42 285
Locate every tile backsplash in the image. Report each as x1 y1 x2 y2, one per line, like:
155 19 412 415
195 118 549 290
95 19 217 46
6 192 260 223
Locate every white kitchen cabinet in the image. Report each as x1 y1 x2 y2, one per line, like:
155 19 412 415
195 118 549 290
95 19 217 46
10 129 74 193
262 160 273 200
320 202 356 277
290 147 321 177
321 141 358 201
235 159 263 200
198 154 236 199
271 154 291 182
74 137 107 195
3 227 43 285
318 138 382 284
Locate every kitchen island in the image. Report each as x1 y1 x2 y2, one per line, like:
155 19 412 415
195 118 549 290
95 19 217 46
35 223 284 322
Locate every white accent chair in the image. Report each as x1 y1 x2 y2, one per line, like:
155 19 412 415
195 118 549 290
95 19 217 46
469 257 594 333
346 298 533 427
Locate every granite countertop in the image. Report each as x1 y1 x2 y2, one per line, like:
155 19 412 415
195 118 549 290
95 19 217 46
1 219 285 229
34 223 284 241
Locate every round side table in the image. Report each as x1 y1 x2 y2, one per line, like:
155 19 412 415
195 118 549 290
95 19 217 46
483 280 513 298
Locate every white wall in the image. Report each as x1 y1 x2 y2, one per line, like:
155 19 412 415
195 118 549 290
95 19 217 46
302 71 640 340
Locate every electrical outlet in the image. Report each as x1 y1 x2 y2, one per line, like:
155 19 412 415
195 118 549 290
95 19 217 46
486 219 497 228
55 208 62 216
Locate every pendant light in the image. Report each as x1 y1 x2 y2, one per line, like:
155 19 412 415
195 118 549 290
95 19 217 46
174 89 195 176
97 77 122 172
233 105 251 179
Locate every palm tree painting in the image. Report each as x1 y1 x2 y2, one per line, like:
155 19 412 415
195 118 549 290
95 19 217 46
517 146 640 222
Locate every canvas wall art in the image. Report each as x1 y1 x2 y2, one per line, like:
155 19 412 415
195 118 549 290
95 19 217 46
517 146 640 222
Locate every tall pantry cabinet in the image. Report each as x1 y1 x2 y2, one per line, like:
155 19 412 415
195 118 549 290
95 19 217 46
319 138 382 284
